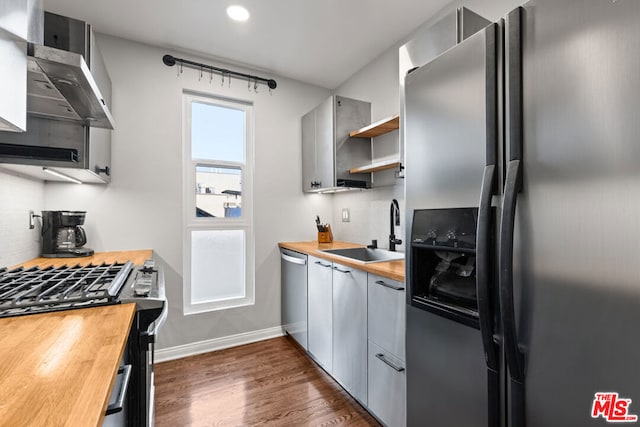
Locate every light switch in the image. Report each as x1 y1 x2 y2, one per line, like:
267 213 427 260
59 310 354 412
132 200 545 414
342 208 350 222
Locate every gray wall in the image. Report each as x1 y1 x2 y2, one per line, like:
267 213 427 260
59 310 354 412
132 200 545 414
332 46 405 250
43 35 332 349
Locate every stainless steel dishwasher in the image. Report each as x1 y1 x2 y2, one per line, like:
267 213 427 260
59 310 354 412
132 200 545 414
281 248 308 349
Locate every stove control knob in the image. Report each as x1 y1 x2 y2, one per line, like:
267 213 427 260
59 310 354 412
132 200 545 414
134 276 152 297
141 259 156 274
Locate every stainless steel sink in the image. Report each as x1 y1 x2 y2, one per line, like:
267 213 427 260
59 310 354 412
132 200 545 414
321 247 404 263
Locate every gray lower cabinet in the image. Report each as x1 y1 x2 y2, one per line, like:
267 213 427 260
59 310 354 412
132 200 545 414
368 341 406 427
307 255 333 372
368 274 406 360
332 262 368 405
289 252 405 424
367 273 406 426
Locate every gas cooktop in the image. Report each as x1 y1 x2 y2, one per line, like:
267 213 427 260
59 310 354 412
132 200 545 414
0 261 135 317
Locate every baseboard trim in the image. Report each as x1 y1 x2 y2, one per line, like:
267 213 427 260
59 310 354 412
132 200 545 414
155 326 285 363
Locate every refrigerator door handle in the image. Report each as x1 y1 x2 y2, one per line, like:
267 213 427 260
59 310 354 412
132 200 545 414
476 23 501 427
477 21 499 374
500 159 525 382
477 164 500 427
502 5 525 384
500 159 526 427
502 9 526 427
477 164 498 371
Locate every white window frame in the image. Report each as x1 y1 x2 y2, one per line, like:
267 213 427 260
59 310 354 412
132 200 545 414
182 91 254 314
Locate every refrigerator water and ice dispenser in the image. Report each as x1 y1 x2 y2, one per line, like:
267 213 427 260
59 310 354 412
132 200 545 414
409 208 481 328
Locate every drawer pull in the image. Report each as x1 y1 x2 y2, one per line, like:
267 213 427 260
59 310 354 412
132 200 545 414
375 280 404 291
376 353 405 372
333 266 351 274
314 261 332 268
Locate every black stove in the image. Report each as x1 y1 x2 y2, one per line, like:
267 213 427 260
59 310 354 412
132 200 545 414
0 258 167 426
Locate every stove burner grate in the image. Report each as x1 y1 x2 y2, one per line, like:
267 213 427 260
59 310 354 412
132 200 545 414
0 262 134 316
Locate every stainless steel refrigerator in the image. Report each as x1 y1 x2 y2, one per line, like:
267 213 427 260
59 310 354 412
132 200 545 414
404 0 640 426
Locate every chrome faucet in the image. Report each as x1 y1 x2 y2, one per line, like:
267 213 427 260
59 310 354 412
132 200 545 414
389 199 402 251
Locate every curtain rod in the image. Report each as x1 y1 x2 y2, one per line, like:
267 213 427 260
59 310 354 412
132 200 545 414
162 54 277 90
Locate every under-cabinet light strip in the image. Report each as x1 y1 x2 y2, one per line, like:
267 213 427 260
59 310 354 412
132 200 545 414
42 167 83 184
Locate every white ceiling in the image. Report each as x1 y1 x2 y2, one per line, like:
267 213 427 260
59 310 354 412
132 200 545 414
43 0 452 89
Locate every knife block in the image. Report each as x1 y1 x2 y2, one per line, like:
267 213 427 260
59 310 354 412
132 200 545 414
318 225 333 243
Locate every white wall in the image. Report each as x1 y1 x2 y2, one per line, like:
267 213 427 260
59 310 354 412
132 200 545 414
44 34 331 349
0 168 44 267
329 0 522 249
332 46 405 250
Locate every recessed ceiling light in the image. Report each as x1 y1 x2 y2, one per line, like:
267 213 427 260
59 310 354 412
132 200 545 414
227 5 250 22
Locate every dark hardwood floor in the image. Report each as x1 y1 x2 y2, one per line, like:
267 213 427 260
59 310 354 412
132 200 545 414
155 336 381 426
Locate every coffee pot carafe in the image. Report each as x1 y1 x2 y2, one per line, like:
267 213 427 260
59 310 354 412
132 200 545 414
41 211 94 258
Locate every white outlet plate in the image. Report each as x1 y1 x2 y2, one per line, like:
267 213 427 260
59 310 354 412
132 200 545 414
342 208 350 222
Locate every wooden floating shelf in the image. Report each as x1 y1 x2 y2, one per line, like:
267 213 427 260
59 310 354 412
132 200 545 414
349 159 401 174
349 114 399 138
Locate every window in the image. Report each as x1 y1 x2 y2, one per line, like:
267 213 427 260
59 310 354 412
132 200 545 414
183 92 254 314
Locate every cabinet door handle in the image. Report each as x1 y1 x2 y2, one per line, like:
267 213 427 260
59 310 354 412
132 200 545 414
314 261 332 268
376 353 405 372
375 280 404 291
333 266 351 274
96 166 110 176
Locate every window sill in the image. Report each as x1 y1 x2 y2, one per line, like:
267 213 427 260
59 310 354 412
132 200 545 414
183 297 255 315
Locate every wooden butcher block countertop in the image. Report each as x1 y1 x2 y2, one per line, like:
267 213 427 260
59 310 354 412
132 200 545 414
279 241 405 282
0 303 136 427
0 250 151 426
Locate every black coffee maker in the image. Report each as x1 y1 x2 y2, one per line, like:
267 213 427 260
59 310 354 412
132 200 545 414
41 211 94 258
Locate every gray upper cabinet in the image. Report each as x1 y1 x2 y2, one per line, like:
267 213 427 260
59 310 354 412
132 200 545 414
302 97 333 192
0 117 112 183
315 97 334 192
0 33 27 132
0 0 43 133
301 95 371 192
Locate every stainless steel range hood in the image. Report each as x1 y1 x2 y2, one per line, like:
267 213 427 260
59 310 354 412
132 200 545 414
25 11 114 129
0 12 113 183
27 43 114 128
